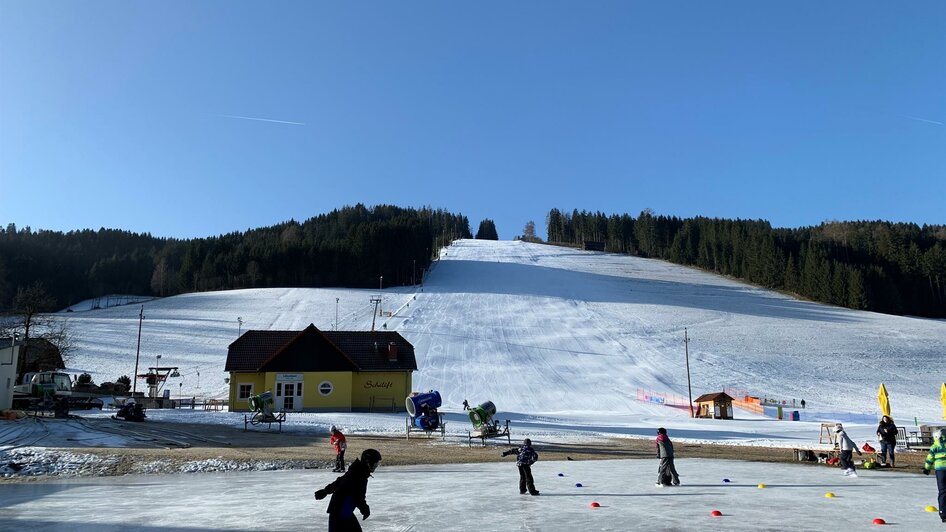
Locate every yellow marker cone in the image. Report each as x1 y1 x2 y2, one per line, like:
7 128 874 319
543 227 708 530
825 492 835 498
926 505 937 513
757 483 766 489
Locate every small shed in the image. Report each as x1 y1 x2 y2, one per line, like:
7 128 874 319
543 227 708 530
694 391 734 420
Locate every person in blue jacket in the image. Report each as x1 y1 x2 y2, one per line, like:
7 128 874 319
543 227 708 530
502 438 540 495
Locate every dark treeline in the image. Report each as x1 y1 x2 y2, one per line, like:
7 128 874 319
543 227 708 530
547 208 946 318
0 205 471 310
475 219 499 240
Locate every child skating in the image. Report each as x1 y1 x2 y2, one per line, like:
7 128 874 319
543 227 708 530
502 438 540 495
330 425 347 472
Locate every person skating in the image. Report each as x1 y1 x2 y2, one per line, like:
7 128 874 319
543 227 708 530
655 427 680 486
330 426 347 473
501 438 540 495
875 415 898 467
835 423 862 477
314 448 382 532
923 429 946 523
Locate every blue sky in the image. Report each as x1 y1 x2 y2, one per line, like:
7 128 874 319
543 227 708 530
1 1 943 240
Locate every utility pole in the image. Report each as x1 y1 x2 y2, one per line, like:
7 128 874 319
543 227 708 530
237 316 243 337
133 306 144 395
335 298 339 331
684 328 693 418
378 275 383 316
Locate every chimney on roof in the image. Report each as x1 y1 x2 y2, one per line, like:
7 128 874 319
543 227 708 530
387 342 398 362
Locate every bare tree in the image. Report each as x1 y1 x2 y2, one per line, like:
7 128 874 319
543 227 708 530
13 281 57 342
521 220 541 243
150 258 170 296
41 317 76 367
246 260 261 287
10 282 62 375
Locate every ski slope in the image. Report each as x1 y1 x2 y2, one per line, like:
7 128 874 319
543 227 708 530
58 239 945 430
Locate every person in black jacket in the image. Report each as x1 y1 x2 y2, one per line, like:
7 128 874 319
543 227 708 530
502 438 540 495
875 415 898 467
314 449 382 532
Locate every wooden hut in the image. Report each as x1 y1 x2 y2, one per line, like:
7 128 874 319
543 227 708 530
694 391 734 420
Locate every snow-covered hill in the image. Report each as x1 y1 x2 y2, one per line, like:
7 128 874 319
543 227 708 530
61 239 946 424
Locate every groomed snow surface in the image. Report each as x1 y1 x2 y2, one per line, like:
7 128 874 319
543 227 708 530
2 459 942 531
56 239 946 422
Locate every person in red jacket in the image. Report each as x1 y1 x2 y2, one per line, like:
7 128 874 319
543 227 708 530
330 425 347 473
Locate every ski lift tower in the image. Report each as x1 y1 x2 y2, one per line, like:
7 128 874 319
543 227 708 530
137 366 180 400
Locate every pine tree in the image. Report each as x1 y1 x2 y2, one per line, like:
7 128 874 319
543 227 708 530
475 219 499 240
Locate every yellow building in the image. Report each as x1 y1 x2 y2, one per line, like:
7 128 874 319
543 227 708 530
225 324 416 413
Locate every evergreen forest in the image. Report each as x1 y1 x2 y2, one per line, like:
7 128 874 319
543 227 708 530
546 208 946 318
0 205 471 311
1 204 942 319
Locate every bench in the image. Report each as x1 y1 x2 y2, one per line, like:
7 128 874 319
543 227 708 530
244 411 286 432
906 430 933 449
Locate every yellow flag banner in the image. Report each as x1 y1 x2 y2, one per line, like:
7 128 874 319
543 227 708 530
877 383 890 418
940 383 946 421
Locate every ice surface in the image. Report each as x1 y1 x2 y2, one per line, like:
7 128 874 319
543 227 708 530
0 458 940 531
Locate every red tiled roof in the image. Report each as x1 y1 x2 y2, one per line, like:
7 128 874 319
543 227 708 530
322 331 417 371
224 331 298 372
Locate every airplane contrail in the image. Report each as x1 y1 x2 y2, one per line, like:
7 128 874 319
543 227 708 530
900 114 944 126
220 114 305 126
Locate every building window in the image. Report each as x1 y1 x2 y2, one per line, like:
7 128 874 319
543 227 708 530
318 381 333 396
238 384 253 400
276 383 282 396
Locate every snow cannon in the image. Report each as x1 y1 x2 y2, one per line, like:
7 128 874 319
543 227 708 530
406 391 441 417
469 401 497 429
405 391 442 432
248 391 275 415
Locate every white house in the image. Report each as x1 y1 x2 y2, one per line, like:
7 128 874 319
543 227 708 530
0 338 20 410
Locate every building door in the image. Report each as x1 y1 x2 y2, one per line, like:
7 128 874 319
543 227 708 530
275 375 303 411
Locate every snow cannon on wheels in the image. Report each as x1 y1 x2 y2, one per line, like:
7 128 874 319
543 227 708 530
405 391 446 440
467 400 511 447
244 390 286 432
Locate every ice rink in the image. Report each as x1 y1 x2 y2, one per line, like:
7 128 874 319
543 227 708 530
0 458 940 531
